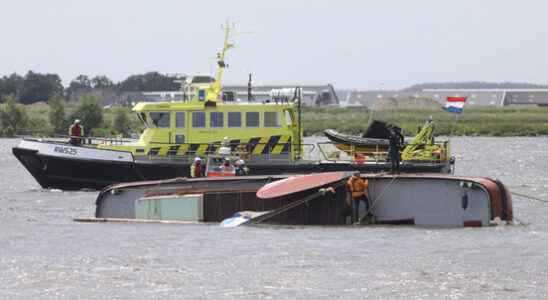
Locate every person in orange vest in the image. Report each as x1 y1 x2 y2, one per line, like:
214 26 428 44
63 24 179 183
346 172 370 224
190 157 203 178
68 119 84 146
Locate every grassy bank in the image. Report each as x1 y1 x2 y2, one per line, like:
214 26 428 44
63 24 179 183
19 104 548 137
303 107 548 136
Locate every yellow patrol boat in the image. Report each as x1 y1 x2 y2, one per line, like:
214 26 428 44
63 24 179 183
12 23 453 191
97 23 301 160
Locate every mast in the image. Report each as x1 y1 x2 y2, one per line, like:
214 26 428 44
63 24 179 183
212 21 234 98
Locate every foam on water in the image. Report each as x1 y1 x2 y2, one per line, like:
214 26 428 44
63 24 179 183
1 137 548 299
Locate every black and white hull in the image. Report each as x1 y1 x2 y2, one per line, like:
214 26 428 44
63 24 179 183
13 139 451 191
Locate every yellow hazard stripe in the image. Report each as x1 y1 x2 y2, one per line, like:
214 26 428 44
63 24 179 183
177 144 190 156
271 135 289 154
252 137 268 154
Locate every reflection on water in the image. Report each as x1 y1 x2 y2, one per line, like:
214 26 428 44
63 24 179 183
1 137 548 298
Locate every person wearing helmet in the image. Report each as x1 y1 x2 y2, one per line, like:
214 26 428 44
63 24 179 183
68 119 84 146
190 157 203 178
221 157 232 172
235 159 249 176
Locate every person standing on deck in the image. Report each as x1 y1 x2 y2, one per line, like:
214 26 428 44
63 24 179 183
388 128 402 174
346 172 370 224
190 157 203 178
235 159 249 176
68 119 84 146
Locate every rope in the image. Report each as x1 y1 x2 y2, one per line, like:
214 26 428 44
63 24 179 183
361 175 399 221
511 191 548 203
251 180 347 224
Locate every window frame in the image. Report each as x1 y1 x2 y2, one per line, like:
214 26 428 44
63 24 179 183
149 112 171 128
175 112 186 128
264 111 281 128
227 112 242 128
192 111 206 128
210 112 224 128
246 112 260 128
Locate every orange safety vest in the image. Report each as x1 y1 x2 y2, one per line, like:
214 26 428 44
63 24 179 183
347 176 368 199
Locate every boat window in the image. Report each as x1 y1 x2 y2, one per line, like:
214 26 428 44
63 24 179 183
138 113 149 128
210 112 224 128
192 112 206 128
149 112 170 128
228 112 241 127
264 112 280 127
176 112 185 128
246 112 259 128
285 110 292 126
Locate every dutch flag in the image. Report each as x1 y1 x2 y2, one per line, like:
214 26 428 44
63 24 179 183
444 96 467 113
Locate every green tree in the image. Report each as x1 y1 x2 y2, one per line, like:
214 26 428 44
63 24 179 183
0 95 28 137
118 72 179 91
48 96 68 135
19 71 63 104
113 108 131 136
0 73 24 101
66 74 92 101
70 94 103 136
91 75 114 89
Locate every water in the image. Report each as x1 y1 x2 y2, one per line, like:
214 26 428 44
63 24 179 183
1 137 548 299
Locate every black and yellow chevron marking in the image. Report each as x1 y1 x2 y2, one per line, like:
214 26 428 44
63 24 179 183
142 135 293 156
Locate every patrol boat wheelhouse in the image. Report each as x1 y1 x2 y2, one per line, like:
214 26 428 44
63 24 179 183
12 24 453 190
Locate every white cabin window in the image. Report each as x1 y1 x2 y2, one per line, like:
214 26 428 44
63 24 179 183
264 112 280 127
285 110 292 126
176 112 185 128
210 112 224 128
192 112 206 128
149 112 170 128
246 112 259 128
228 112 241 128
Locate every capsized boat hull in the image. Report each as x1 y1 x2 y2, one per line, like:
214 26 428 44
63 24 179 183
13 139 451 190
93 172 512 227
364 174 512 226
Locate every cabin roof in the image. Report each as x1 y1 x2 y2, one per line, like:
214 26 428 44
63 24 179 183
133 101 295 112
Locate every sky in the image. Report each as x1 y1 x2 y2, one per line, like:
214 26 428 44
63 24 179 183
1 0 548 89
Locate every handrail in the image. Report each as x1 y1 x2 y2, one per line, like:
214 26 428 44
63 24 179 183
316 141 449 163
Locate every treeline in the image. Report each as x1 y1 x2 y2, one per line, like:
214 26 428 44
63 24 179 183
0 71 181 105
0 94 141 138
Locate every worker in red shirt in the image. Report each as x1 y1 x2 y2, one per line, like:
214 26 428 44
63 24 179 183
68 119 84 146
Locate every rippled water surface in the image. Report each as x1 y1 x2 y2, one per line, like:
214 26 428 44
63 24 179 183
1 137 548 299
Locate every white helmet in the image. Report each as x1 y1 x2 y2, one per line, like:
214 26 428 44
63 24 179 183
236 159 245 166
194 157 201 162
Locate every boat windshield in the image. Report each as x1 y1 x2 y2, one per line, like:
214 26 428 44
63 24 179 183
138 113 149 128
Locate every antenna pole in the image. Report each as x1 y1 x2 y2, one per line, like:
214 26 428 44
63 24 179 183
247 73 254 102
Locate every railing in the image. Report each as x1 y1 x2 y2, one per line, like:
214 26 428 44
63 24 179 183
316 141 450 164
24 134 449 164
20 134 139 146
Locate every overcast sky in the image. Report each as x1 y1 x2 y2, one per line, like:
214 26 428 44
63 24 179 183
1 0 547 89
